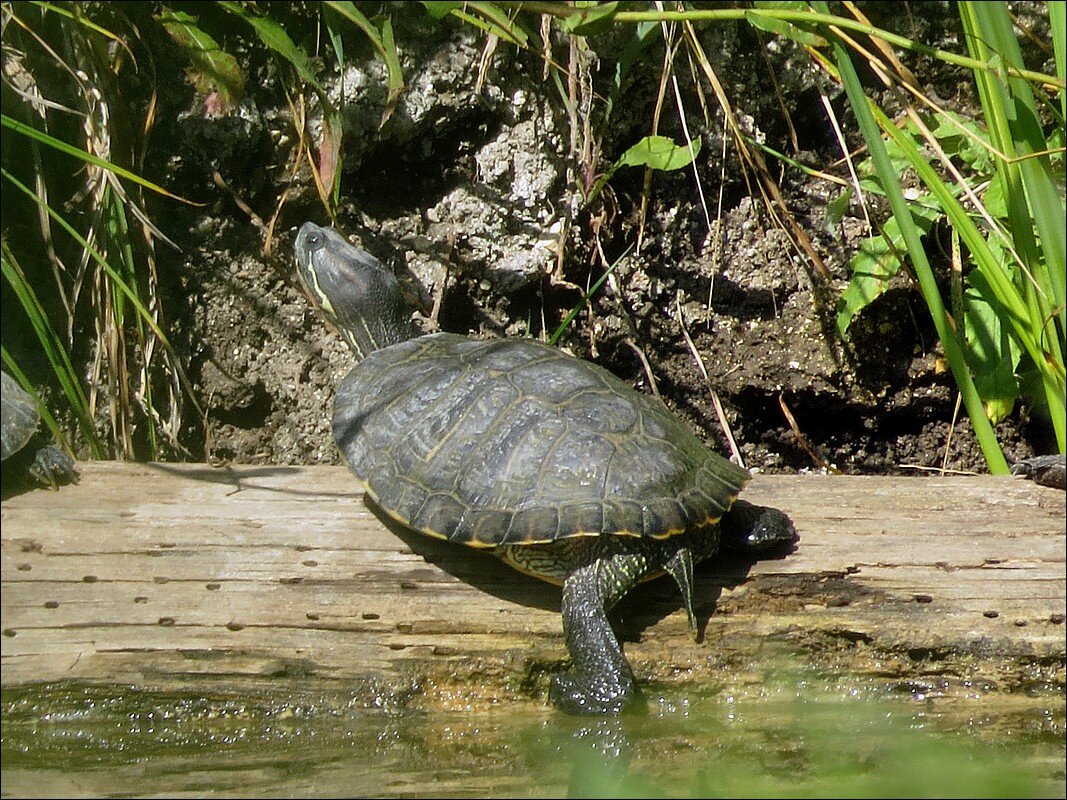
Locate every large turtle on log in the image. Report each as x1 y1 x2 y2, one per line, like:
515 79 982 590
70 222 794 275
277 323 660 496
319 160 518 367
295 222 795 714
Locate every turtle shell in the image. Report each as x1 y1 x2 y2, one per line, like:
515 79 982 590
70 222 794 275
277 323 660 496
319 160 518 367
1 371 41 462
333 333 749 548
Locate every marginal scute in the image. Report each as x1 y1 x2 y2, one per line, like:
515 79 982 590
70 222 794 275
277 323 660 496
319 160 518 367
468 508 515 544
410 492 460 536
505 506 561 544
558 501 605 538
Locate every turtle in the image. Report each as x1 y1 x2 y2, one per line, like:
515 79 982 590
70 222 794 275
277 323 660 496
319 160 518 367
294 222 796 714
2 370 79 495
1010 454 1066 491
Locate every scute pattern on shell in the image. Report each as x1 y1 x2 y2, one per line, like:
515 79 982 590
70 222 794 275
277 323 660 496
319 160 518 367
333 333 749 547
1 372 41 461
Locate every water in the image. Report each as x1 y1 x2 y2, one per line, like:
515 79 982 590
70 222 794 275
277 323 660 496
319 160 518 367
2 672 1062 798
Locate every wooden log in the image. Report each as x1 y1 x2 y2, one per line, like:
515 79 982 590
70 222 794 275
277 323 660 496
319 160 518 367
2 462 1064 710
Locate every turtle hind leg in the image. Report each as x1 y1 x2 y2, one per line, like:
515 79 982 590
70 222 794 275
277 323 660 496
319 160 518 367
550 561 643 715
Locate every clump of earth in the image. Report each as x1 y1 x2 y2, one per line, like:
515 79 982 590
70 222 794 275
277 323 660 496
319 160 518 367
132 5 1053 474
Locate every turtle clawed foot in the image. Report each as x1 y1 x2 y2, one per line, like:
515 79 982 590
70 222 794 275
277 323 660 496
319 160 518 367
29 445 79 490
549 671 644 715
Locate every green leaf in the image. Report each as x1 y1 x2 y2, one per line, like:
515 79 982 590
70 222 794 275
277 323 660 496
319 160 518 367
963 271 1021 423
748 2 827 47
615 135 702 172
836 208 939 338
216 1 317 85
563 2 620 36
836 223 905 339
981 172 1008 219
925 110 994 172
825 187 852 232
419 1 464 21
157 7 245 111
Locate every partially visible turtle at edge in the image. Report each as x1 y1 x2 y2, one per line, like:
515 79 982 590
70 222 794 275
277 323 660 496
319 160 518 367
2 370 79 495
295 222 796 715
1011 454 1066 491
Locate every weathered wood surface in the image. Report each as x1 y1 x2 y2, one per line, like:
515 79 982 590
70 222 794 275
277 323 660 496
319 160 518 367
2 462 1064 706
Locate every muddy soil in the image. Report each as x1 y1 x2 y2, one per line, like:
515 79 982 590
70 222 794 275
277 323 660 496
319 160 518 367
7 3 1057 475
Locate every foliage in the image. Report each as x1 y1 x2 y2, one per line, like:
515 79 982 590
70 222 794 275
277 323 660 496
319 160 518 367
0 1 404 460
2 1 190 460
2 1 1063 473
456 0 1065 472
820 0 1065 468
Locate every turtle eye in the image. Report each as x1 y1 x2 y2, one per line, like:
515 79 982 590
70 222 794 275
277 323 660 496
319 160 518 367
306 230 325 250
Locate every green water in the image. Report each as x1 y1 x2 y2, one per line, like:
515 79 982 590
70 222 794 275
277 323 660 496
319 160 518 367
2 676 1063 798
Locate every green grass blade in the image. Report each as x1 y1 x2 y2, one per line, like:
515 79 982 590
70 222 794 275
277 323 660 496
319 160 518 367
1 244 103 457
960 1 1065 450
467 2 531 46
3 169 163 351
965 2 1065 318
27 0 137 64
2 167 205 420
439 1 530 47
549 244 633 346
813 1 1010 473
607 5 1066 89
1051 1 1066 124
324 1 405 123
104 184 160 456
2 114 195 203
874 109 1045 367
883 105 1065 451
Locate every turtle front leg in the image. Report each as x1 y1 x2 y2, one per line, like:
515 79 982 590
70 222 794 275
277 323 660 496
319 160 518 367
550 562 641 715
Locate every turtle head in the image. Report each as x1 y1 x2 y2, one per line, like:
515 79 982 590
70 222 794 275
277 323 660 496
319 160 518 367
295 222 414 358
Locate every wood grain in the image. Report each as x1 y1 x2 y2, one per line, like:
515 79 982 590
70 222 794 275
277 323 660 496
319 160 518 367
2 462 1064 709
